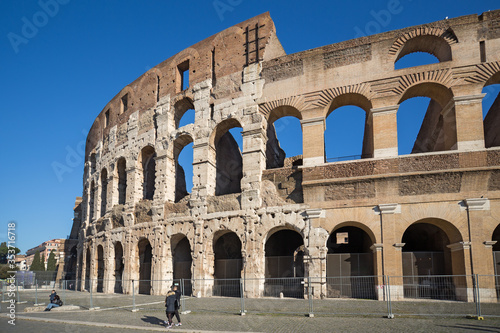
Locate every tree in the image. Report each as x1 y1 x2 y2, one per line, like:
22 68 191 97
0 242 21 264
40 253 46 271
30 251 41 271
46 250 57 271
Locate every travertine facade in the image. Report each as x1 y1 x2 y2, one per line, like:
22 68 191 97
70 11 500 301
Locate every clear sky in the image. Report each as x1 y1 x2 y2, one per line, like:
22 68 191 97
1 0 498 253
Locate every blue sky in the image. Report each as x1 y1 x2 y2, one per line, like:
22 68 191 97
0 0 498 253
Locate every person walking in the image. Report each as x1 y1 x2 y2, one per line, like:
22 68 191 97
172 284 182 326
164 287 176 328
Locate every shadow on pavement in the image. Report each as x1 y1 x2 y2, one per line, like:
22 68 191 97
140 315 165 326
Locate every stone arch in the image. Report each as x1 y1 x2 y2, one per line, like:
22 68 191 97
482 67 500 148
397 82 456 154
100 168 108 216
401 218 464 300
264 226 305 297
137 69 162 109
210 118 243 196
389 27 457 64
213 230 243 297
137 237 153 294
138 146 156 200
171 233 192 295
325 93 373 160
265 106 303 169
173 134 194 202
114 241 124 293
116 157 127 205
96 244 104 292
326 223 377 299
173 97 195 129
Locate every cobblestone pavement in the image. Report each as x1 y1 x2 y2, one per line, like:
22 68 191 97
1 294 500 332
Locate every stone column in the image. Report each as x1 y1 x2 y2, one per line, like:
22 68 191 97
151 225 166 295
122 230 133 294
192 139 216 198
103 236 114 293
90 240 97 293
241 121 266 209
447 241 472 301
452 93 486 151
106 174 114 215
301 116 325 166
303 209 328 299
370 243 384 300
126 166 139 210
369 106 399 158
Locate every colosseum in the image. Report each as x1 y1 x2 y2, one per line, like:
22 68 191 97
67 11 500 301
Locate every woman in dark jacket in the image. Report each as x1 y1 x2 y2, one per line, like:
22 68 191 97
164 289 176 328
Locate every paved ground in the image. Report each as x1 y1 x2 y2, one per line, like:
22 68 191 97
1 292 500 332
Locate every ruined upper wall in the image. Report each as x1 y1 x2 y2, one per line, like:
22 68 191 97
85 12 283 159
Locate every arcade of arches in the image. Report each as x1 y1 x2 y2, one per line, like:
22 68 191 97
70 12 500 302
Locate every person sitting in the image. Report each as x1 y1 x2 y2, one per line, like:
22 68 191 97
44 290 62 311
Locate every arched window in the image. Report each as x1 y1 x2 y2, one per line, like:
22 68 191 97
96 245 104 292
266 106 302 169
174 98 195 129
213 231 242 297
138 238 152 295
117 158 127 205
211 119 243 196
89 181 95 222
483 72 500 148
100 169 108 216
324 93 372 162
173 135 194 202
393 34 453 70
140 147 156 200
397 83 455 155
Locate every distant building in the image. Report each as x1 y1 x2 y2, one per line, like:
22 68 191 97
25 239 65 270
15 255 27 271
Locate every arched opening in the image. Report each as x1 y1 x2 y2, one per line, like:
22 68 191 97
324 94 372 162
173 135 194 202
90 153 96 174
117 158 127 205
483 73 500 148
100 169 108 216
138 238 152 294
85 248 91 291
212 119 243 196
397 83 455 155
265 229 304 298
402 221 456 300
77 252 83 291
266 106 302 169
172 235 192 296
140 146 156 200
326 225 375 299
394 35 452 70
395 52 440 70
492 224 500 299
213 231 242 297
96 245 104 292
66 246 78 283
89 181 95 222
174 98 195 129
114 242 124 293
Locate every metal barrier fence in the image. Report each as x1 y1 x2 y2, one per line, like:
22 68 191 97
1 275 499 319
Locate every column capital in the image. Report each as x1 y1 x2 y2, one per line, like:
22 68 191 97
447 241 471 252
393 243 405 250
464 198 489 211
483 240 497 248
370 243 383 252
303 208 325 219
300 117 325 128
376 203 401 214
453 93 486 105
370 105 399 115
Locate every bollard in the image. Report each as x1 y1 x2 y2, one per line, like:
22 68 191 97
89 279 93 309
240 278 245 316
385 276 394 319
132 280 137 312
308 277 314 317
35 280 38 305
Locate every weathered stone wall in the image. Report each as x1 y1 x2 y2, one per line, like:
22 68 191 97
71 11 500 299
